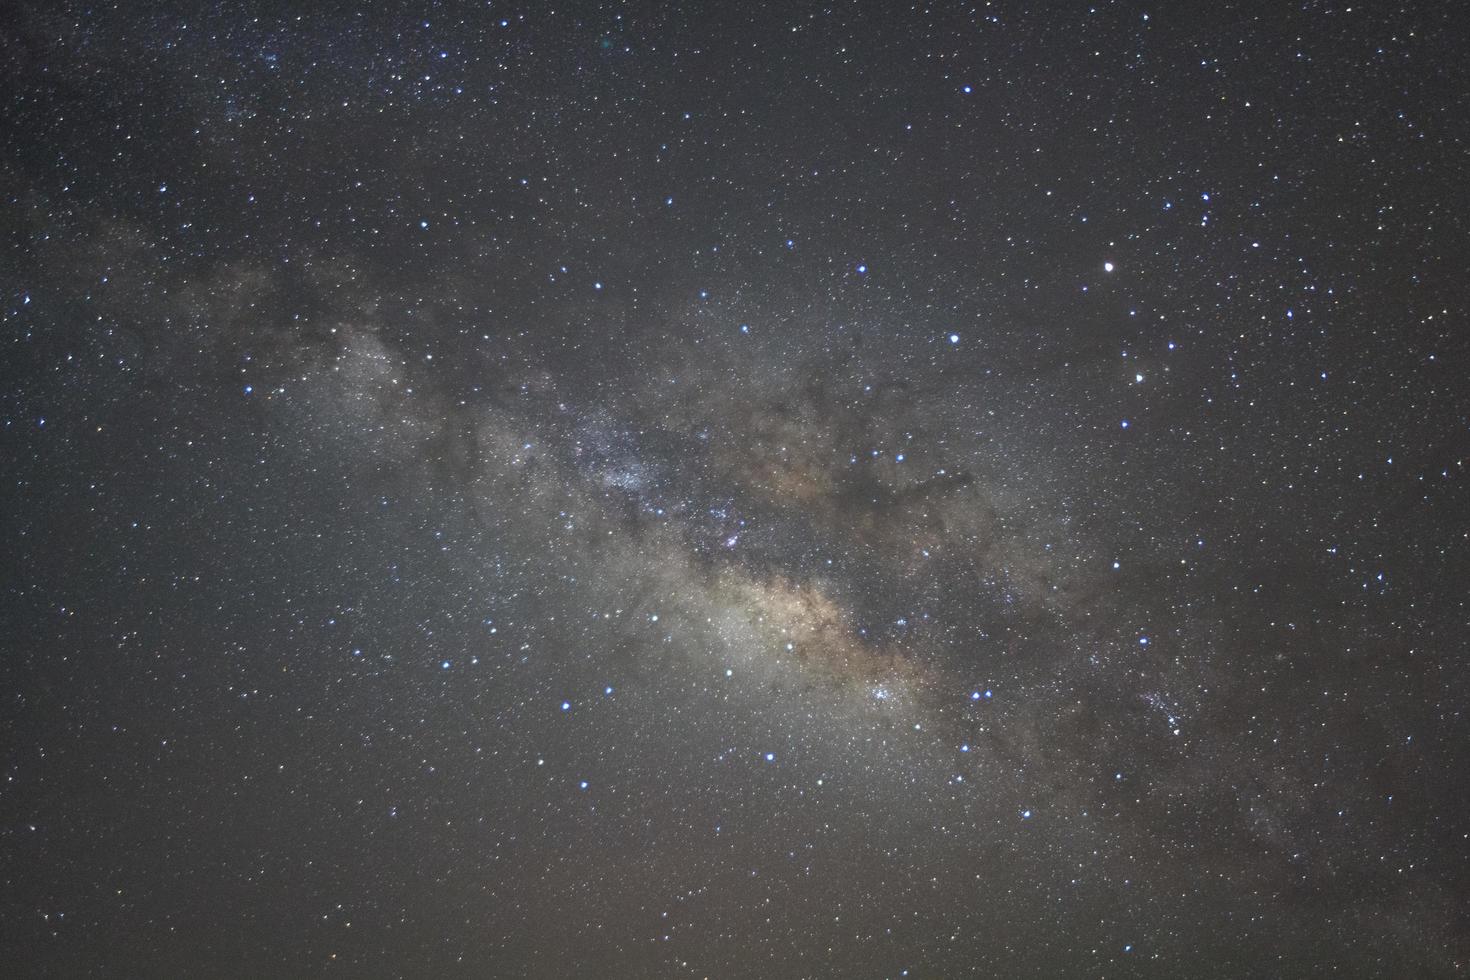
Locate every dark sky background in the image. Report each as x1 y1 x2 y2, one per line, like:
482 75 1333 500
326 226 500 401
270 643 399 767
3 1 1468 977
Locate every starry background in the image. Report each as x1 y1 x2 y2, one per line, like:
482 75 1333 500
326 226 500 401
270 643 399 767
2 1 1468 977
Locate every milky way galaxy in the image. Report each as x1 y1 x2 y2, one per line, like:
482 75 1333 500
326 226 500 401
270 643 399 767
3 3 1468 977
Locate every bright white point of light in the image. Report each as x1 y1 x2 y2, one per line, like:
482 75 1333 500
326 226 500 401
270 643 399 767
1120 419 1130 428
650 614 658 622
984 689 993 698
961 744 970 752
1168 341 1177 350
895 453 905 462
949 333 960 344
665 197 673 205
604 686 614 695
856 264 867 274
579 780 589 790
561 701 571 711
764 752 775 762
1115 772 1124 780
962 85 972 93
1139 636 1149 646
785 642 794 651
1021 809 1032 819
1112 560 1121 570
419 220 429 229
724 534 739 548
725 668 733 677
593 281 603 290
244 385 253 395
441 660 451 670
1124 944 1133 953
1135 373 1144 383
740 324 750 334
785 239 795 248
1104 261 1115 272
971 691 981 701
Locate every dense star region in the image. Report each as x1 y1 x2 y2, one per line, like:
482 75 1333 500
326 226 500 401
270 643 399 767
2 2 1468 977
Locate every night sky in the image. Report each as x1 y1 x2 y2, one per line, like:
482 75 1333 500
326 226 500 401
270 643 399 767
3 2 1468 977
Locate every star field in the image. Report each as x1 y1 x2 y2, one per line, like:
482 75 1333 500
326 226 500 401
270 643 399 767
2 2 1468 977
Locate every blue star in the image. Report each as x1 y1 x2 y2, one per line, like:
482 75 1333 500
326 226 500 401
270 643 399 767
764 752 775 762
856 263 867 275
561 701 571 711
